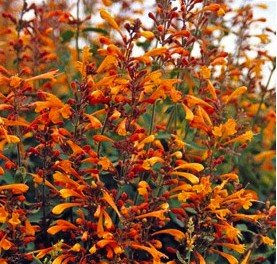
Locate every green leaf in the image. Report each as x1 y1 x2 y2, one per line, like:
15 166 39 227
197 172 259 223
155 132 171 140
61 30 75 42
185 141 207 151
83 27 108 35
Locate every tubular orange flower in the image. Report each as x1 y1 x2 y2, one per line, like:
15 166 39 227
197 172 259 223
96 55 118 73
0 234 13 252
214 243 245 254
185 95 213 110
138 180 151 201
8 212 21 228
52 203 82 215
135 209 168 221
206 80 217 99
47 220 78 235
260 235 275 246
174 162 204 172
224 86 247 104
130 242 168 264
0 183 29 193
152 229 186 241
93 134 114 143
116 118 127 136
241 250 252 264
138 31 155 40
0 206 8 223
100 9 121 33
223 130 253 145
144 47 167 57
212 118 237 139
66 140 85 156
84 113 102 130
142 157 164 170
102 190 122 218
200 66 211 79
211 249 238 264
170 171 199 184
181 103 194 120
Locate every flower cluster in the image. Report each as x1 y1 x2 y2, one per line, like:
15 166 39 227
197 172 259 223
0 0 275 263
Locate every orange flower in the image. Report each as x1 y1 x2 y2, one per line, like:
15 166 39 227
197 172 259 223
48 220 78 235
261 235 275 247
66 140 85 157
0 234 13 253
152 229 186 241
200 66 211 79
100 9 121 33
170 171 199 184
211 249 238 264
212 118 237 139
0 206 9 223
138 181 151 201
102 190 122 218
241 250 252 264
93 134 114 143
224 86 247 104
8 212 21 228
214 243 245 254
130 242 168 264
223 130 253 145
135 209 168 221
0 183 29 193
142 157 164 170
181 103 194 120
116 118 127 136
84 113 102 130
144 47 167 57
174 162 204 172
52 203 82 215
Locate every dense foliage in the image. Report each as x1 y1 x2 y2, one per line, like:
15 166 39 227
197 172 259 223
0 0 275 263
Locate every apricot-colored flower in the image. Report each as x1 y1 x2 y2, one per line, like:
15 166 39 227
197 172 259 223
102 190 122 218
47 220 77 235
0 234 13 252
8 212 21 228
200 66 211 79
142 157 164 170
116 118 127 136
0 183 29 193
174 162 204 172
52 203 82 215
211 249 238 264
170 171 199 184
214 243 245 254
130 242 168 264
261 235 275 247
224 86 247 104
223 130 253 145
135 209 168 221
181 103 194 120
138 181 151 201
100 9 121 33
0 206 9 223
212 118 237 139
152 229 186 241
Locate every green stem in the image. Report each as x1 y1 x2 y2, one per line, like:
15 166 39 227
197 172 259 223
97 113 109 157
149 102 156 135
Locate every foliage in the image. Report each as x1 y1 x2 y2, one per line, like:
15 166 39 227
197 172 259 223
0 0 275 263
